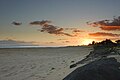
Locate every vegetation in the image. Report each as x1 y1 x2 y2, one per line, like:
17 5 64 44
88 39 120 55
89 39 119 49
70 39 120 69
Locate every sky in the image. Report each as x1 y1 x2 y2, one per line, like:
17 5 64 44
0 0 120 46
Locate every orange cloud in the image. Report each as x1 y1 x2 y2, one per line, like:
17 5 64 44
93 37 120 41
87 16 120 31
100 26 120 31
89 32 120 37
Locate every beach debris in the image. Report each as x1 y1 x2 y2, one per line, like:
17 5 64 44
71 61 75 63
70 64 77 68
51 67 55 70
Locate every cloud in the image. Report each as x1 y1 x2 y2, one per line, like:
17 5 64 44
0 39 37 48
30 20 86 37
62 41 70 43
100 26 120 31
57 39 67 41
72 29 85 33
12 21 22 25
93 37 120 41
87 16 120 31
89 32 120 37
65 41 70 43
30 20 51 26
49 42 55 43
41 24 73 37
64 28 77 30
30 20 73 37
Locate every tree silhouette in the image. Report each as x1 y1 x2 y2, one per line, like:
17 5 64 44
115 40 120 47
92 41 95 45
115 40 120 44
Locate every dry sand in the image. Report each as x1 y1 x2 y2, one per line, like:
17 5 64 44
0 46 92 80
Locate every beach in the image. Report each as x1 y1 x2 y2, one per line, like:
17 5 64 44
0 46 92 80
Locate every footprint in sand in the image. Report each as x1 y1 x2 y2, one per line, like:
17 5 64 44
5 71 18 77
0 66 16 75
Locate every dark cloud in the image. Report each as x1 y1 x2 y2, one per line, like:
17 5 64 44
89 32 120 37
57 39 67 41
30 20 86 37
62 41 70 43
49 42 55 43
30 20 51 26
72 29 85 33
31 20 73 37
12 21 22 26
41 24 73 37
64 28 77 30
45 41 58 44
65 41 70 43
87 16 120 31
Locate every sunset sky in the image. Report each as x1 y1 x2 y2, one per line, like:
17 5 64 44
0 0 120 46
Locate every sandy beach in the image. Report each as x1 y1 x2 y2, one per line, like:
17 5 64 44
0 46 92 80
1 0 120 79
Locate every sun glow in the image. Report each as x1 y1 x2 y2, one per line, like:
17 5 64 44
82 39 94 45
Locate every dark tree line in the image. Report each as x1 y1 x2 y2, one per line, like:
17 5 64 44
89 39 120 48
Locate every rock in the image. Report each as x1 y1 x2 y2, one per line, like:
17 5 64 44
63 57 120 80
71 61 75 63
51 67 55 70
70 64 77 68
70 48 120 68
